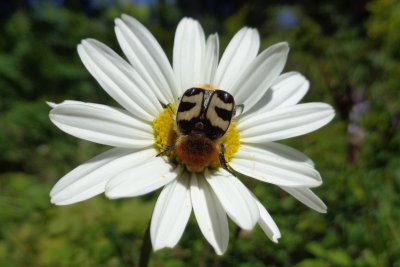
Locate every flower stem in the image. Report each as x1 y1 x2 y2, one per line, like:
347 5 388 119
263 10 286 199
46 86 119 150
139 222 152 267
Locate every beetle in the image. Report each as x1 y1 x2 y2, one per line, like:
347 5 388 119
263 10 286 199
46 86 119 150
174 87 236 172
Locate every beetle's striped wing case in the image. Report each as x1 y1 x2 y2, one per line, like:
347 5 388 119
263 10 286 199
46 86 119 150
176 88 235 140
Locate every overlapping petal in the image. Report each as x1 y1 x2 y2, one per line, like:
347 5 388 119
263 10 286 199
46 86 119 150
253 196 281 243
151 174 192 251
245 71 309 116
205 169 259 230
203 33 219 84
105 158 182 199
191 173 229 255
50 148 155 205
266 72 309 110
213 27 260 91
77 39 162 120
49 101 153 148
230 144 322 187
230 42 289 113
173 18 206 94
240 142 314 166
280 186 327 213
115 15 178 104
238 103 335 143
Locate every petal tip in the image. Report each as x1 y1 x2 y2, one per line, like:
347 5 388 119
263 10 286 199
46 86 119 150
278 42 290 53
80 39 89 46
104 184 121 199
310 180 323 188
319 206 328 213
272 234 281 243
215 249 225 256
104 189 119 199
151 242 164 252
114 17 123 25
120 13 131 20
50 197 57 205
76 42 83 52
50 195 67 206
46 101 57 108
120 14 138 25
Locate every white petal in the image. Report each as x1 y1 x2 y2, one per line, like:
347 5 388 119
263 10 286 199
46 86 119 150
244 71 309 116
115 15 178 104
280 186 327 213
253 197 281 243
230 42 289 113
50 148 156 205
267 72 309 110
49 100 95 109
48 100 82 107
49 101 154 148
173 18 206 94
203 33 219 84
47 101 57 108
190 173 229 255
205 169 259 230
239 143 314 167
105 158 182 199
151 173 192 251
238 103 335 143
213 27 260 91
230 144 322 187
78 39 162 120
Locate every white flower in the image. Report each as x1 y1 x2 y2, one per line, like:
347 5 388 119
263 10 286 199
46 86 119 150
49 15 334 255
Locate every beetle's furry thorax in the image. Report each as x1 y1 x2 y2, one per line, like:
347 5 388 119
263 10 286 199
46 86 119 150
175 134 219 172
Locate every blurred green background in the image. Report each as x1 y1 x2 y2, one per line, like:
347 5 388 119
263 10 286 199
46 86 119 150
0 0 399 266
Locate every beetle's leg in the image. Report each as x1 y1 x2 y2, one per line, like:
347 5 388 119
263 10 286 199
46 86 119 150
219 144 236 176
156 145 175 157
161 102 175 113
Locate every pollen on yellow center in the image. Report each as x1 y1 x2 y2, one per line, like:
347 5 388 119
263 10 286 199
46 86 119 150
152 104 177 157
151 104 240 169
209 122 240 168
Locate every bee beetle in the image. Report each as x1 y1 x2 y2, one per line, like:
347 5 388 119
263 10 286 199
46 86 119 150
174 87 236 173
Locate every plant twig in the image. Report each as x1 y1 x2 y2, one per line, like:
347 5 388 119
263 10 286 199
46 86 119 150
138 222 152 267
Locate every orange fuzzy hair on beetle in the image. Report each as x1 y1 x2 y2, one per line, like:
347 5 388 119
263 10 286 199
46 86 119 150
175 134 220 172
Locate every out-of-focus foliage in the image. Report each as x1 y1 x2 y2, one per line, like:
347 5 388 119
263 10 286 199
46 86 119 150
0 0 399 266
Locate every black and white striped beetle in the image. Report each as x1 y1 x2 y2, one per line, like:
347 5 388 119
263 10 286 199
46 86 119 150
173 87 236 173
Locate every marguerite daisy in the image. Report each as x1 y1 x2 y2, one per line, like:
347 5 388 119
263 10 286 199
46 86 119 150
49 15 334 255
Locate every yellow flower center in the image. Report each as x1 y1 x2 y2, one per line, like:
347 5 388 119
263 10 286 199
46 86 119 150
152 104 240 170
209 122 240 168
152 105 177 157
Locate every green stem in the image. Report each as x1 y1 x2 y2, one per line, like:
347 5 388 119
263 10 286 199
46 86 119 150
138 222 152 267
